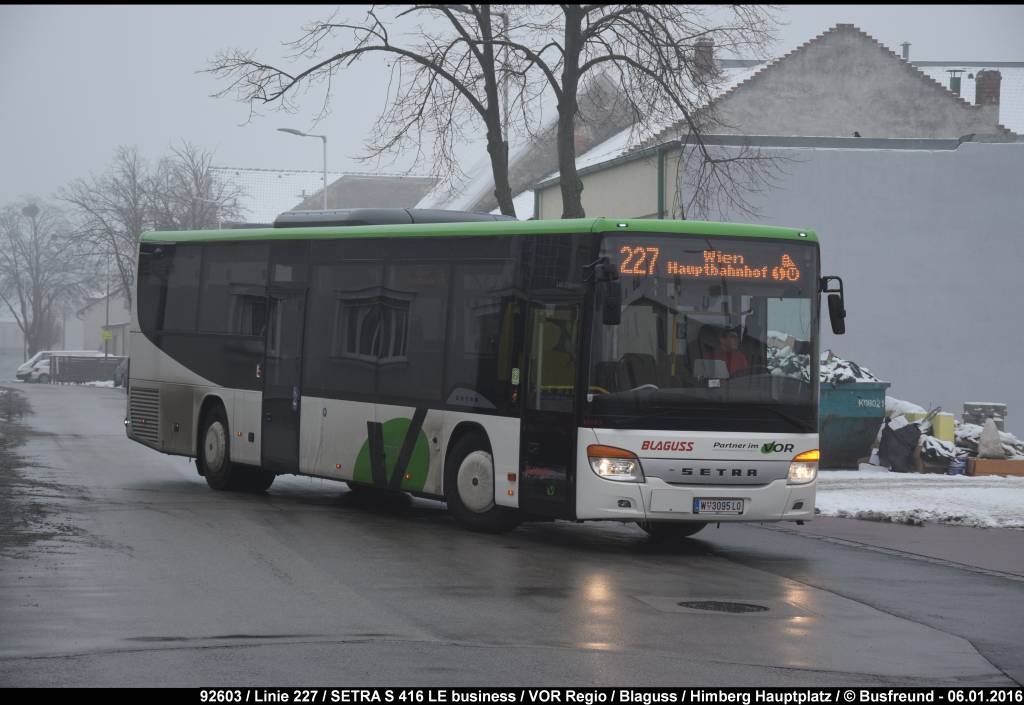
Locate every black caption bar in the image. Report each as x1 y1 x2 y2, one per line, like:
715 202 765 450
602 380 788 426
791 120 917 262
195 689 1023 705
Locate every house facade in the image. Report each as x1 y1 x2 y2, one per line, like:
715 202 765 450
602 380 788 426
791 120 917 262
77 291 131 357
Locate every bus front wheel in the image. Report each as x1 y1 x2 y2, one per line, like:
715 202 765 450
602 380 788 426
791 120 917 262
444 433 520 534
198 406 274 492
199 406 237 490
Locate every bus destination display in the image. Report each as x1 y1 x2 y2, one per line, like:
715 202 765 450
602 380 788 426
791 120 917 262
618 244 803 282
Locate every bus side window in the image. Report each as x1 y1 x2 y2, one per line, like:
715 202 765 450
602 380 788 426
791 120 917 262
162 245 202 332
527 303 579 413
137 244 170 335
198 243 268 335
447 261 519 410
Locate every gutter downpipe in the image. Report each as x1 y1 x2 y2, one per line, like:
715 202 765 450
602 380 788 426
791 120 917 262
533 189 540 221
656 146 666 219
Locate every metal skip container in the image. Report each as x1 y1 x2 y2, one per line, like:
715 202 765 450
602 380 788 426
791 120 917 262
819 381 892 468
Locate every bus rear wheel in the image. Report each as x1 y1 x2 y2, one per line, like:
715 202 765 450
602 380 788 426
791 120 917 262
444 433 520 534
640 521 707 541
198 407 276 492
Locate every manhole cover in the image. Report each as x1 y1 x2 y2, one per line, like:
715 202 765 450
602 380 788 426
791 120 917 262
676 600 768 613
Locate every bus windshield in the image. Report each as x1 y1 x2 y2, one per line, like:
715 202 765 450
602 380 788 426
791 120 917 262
585 233 819 434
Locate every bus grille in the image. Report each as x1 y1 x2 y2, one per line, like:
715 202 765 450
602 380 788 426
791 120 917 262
129 387 160 444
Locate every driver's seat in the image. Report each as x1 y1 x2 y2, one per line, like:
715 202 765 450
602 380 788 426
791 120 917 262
621 353 658 388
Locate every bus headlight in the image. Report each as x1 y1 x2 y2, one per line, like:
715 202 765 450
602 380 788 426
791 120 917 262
788 449 819 485
588 445 644 482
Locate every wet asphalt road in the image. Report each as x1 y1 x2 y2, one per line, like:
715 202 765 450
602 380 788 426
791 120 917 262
1 383 1022 687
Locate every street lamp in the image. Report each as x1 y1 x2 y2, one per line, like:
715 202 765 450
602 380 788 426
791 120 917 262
278 127 328 210
20 205 39 361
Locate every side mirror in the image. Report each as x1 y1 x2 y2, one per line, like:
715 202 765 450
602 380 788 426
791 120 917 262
601 281 622 326
821 276 847 335
827 293 846 335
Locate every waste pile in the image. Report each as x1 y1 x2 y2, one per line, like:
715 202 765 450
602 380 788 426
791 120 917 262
878 397 1024 470
819 350 882 385
821 351 1024 471
766 332 811 382
765 343 884 385
954 421 1024 459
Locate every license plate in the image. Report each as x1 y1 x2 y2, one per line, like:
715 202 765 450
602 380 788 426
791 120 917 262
693 498 744 515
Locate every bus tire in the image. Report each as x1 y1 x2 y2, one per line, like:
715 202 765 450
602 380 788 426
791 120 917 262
238 469 276 493
444 433 520 534
198 405 241 491
38 374 50 384
640 521 707 541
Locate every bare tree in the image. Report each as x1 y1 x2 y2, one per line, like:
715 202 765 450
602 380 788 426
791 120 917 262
61 146 150 312
149 142 244 231
207 4 534 217
0 202 94 356
62 143 242 313
491 5 780 218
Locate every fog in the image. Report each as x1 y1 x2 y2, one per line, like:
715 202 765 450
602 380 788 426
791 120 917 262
1 4 1022 204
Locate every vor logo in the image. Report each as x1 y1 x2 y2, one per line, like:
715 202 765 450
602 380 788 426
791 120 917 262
761 442 795 454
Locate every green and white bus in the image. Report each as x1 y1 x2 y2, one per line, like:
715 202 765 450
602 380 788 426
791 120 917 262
127 209 846 538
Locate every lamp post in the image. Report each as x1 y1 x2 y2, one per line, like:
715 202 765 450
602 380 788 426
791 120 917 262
278 128 328 209
104 254 110 357
20 205 39 360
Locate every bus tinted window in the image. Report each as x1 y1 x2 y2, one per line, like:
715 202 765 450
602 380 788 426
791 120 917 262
376 263 450 402
163 245 202 332
446 261 519 410
137 245 169 334
198 243 268 335
305 260 384 397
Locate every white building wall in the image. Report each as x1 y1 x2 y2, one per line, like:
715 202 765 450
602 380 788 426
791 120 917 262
694 141 1024 434
79 293 132 355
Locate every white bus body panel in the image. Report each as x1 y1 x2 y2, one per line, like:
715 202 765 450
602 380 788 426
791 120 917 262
299 397 376 481
298 397 520 506
576 428 817 523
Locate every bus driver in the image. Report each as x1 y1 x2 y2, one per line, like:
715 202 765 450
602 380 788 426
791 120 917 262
712 327 749 376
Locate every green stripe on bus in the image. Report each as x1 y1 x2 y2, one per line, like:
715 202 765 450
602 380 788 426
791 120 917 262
353 417 430 492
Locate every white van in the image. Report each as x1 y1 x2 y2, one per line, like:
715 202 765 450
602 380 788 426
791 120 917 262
16 350 106 381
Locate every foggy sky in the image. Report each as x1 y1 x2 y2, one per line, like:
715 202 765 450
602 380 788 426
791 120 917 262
1 4 1022 206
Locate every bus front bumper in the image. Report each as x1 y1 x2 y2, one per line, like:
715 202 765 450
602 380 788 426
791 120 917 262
576 473 816 524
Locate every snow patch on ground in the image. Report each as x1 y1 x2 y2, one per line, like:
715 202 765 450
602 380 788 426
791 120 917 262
816 466 1024 528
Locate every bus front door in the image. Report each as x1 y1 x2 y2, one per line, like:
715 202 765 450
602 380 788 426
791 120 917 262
262 287 307 474
519 301 580 519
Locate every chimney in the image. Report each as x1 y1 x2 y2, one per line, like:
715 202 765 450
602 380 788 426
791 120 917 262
947 69 964 97
694 38 717 79
975 69 1002 130
976 69 1002 106
573 124 590 154
901 42 911 60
